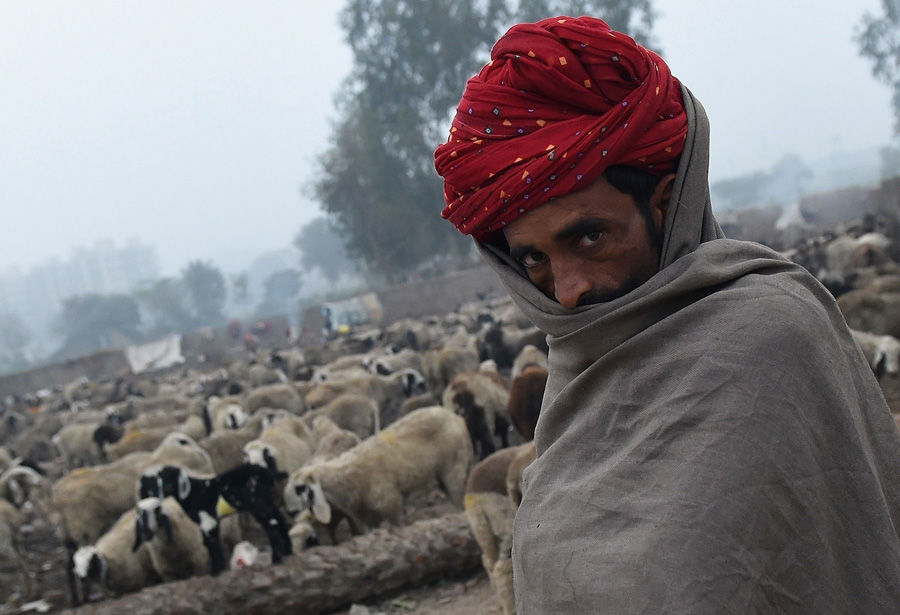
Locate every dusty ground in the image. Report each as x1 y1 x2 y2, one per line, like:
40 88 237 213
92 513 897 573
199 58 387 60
331 570 502 615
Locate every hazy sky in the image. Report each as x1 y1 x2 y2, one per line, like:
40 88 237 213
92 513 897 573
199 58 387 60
0 0 893 277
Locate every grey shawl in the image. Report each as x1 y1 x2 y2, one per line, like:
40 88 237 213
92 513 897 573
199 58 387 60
478 87 900 614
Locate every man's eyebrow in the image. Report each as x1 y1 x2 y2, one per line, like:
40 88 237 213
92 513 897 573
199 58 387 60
553 217 608 243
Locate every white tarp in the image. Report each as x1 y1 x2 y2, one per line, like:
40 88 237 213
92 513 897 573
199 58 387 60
125 334 184 374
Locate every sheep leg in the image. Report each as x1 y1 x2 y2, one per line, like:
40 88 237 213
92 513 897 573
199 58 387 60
439 463 470 508
202 527 226 576
65 544 83 607
493 555 516 615
250 507 292 563
495 415 510 449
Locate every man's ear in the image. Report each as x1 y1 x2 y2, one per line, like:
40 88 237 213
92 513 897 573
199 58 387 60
650 173 677 234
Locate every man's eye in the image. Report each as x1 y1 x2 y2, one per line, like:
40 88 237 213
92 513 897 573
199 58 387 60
520 251 545 268
579 230 603 247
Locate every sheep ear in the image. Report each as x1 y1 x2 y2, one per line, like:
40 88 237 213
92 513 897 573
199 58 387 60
177 470 191 500
874 351 888 380
263 448 279 475
8 478 24 507
98 556 109 589
310 481 331 524
132 518 144 552
201 402 213 435
401 372 414 395
158 509 174 543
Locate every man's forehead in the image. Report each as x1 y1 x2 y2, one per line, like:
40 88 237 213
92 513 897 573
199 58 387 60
502 176 634 246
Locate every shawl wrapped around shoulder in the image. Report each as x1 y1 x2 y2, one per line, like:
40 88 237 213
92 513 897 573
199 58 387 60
478 87 900 613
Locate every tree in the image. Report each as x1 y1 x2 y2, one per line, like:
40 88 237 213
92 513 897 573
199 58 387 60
514 0 658 49
315 1 660 281
54 293 142 359
133 277 195 337
0 311 31 374
293 217 357 279
857 0 900 137
256 269 303 317
230 272 251 307
881 145 900 178
181 260 227 327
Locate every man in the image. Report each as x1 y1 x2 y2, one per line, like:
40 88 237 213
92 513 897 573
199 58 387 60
435 16 900 614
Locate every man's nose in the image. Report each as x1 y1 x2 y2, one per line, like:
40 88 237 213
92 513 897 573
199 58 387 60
553 259 592 310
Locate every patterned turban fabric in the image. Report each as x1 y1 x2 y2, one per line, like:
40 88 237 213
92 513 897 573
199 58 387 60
434 16 688 241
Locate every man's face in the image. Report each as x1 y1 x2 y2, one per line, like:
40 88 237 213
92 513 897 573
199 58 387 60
502 174 674 309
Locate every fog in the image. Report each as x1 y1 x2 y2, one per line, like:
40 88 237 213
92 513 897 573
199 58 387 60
0 0 892 277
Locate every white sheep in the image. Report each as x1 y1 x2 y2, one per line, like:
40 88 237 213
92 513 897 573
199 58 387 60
205 397 250 431
308 416 362 463
133 496 209 582
511 344 548 380
850 328 900 376
53 420 124 468
305 393 380 440
849 328 900 414
839 289 900 338
284 406 473 539
198 411 269 474
108 414 208 460
243 382 305 415
304 368 427 428
0 498 33 601
243 425 314 478
364 348 425 377
0 465 44 509
246 362 288 388
422 343 481 395
71 507 160 602
0 463 44 602
464 444 534 615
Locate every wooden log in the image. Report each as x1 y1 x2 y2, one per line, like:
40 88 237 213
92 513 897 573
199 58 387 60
58 512 481 615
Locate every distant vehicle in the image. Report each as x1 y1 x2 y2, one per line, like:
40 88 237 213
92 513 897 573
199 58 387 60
322 293 383 336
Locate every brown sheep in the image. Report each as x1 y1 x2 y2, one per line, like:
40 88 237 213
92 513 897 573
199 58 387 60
443 371 511 460
506 365 547 442
838 290 900 338
464 442 536 615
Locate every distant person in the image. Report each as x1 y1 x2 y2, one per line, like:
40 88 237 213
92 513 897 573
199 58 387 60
435 16 900 613
227 319 242 339
321 306 334 340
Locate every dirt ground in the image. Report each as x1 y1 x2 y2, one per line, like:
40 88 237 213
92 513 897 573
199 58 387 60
331 570 503 615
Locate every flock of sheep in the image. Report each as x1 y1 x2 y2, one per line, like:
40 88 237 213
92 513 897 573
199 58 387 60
0 294 547 614
785 215 900 418
3 211 900 615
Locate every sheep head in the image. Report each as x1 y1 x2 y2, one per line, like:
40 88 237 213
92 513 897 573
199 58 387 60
134 497 173 551
286 474 331 524
0 465 43 508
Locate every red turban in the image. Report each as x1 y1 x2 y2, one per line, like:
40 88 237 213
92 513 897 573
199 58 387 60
434 16 688 241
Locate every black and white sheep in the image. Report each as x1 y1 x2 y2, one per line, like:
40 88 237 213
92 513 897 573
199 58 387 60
138 462 292 572
133 496 209 582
